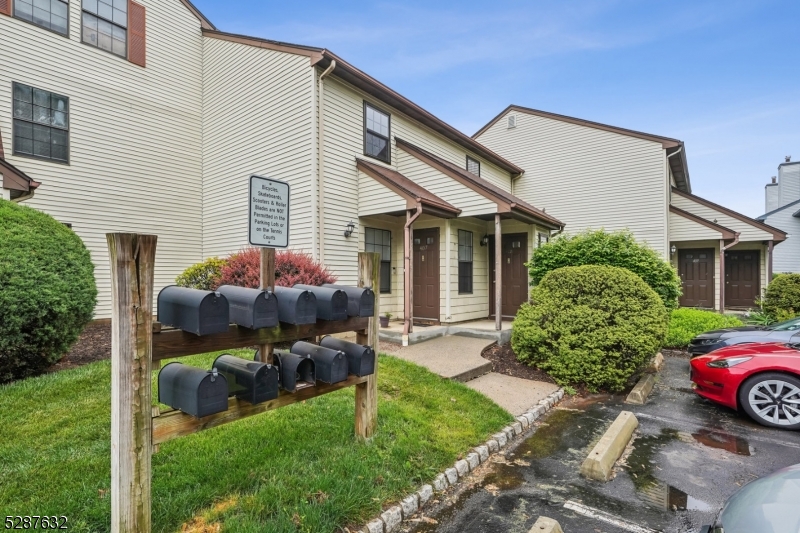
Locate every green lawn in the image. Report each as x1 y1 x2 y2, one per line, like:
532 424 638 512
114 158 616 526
0 352 511 532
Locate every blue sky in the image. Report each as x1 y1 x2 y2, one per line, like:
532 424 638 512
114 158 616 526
194 0 800 218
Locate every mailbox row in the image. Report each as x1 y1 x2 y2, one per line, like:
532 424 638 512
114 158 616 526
157 336 376 418
157 283 375 336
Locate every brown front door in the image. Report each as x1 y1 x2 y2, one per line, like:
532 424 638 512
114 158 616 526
726 250 760 308
678 249 715 308
489 233 529 318
413 228 440 321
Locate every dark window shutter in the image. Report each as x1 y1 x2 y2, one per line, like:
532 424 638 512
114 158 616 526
127 0 146 67
0 0 11 17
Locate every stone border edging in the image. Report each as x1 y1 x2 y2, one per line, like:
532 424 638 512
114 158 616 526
360 388 565 533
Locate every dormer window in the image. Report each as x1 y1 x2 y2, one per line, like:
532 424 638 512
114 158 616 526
364 102 390 163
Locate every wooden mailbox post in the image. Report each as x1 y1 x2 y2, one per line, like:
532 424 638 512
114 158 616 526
107 232 379 533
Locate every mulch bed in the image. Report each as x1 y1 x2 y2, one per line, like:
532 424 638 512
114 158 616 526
662 348 690 359
47 321 112 373
481 342 556 384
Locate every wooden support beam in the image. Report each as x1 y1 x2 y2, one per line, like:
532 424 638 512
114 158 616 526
257 248 276 364
153 374 369 445
151 317 369 361
107 233 157 533
355 252 380 440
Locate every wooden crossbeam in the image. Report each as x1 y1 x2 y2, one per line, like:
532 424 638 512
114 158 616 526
152 374 369 445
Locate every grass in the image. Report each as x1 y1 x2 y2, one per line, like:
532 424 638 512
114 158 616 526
664 308 744 348
0 352 511 532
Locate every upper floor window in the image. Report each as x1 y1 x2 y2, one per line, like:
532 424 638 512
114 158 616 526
14 0 69 35
82 0 127 58
466 156 480 176
364 102 390 163
13 83 69 164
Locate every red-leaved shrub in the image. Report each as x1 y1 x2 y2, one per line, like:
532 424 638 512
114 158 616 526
216 248 336 289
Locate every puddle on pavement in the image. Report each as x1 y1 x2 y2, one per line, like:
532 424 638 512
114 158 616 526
691 428 753 456
514 409 586 459
626 428 713 513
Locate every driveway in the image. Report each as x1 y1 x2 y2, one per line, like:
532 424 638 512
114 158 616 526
406 355 800 533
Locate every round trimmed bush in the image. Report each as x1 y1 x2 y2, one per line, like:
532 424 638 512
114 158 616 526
761 274 800 321
175 256 225 290
0 200 97 383
512 265 668 392
528 229 682 310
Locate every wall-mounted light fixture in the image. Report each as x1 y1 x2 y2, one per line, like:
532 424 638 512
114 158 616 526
344 220 356 238
670 244 677 257
480 234 489 246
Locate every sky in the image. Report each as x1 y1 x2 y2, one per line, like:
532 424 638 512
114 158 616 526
193 0 800 218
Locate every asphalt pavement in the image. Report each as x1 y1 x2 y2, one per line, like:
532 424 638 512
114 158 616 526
404 355 800 533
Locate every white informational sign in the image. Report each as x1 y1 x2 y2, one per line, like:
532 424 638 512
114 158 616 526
249 175 290 248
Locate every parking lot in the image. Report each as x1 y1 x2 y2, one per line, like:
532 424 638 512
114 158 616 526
406 355 800 533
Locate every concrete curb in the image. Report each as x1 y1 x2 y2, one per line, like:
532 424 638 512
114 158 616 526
580 410 639 482
625 373 656 405
359 387 565 532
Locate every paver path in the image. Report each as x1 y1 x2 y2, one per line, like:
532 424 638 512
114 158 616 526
382 335 557 415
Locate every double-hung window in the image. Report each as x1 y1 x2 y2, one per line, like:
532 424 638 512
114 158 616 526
82 0 127 58
13 83 69 163
466 156 480 176
458 230 473 294
365 227 391 294
14 0 69 35
364 102 390 163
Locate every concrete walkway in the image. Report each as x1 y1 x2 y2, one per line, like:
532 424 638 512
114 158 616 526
382 335 559 415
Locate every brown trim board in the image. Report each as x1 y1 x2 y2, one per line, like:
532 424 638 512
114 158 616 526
179 0 215 30
669 205 737 240
202 29 324 62
395 138 563 230
672 187 787 243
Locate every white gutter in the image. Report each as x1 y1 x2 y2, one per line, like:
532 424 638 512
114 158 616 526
317 59 336 262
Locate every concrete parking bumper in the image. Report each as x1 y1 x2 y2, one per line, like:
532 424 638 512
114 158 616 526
580 410 638 482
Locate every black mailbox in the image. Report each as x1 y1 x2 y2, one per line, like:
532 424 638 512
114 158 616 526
320 336 376 377
291 341 348 384
322 284 375 317
292 284 348 321
157 286 230 336
272 286 317 325
158 362 229 418
216 285 279 329
273 351 316 392
213 354 279 404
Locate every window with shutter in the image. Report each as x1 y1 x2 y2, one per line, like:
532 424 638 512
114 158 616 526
127 0 145 66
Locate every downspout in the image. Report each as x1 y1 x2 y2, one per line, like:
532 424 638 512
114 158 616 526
719 233 740 312
11 190 35 203
310 64 318 260
403 204 423 341
317 59 336 263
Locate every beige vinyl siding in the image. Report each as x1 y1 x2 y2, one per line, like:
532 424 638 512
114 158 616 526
670 193 773 241
762 208 800 273
668 211 724 241
477 110 670 257
446 217 491 322
357 170 406 217
202 38 314 258
358 215 404 317
0 0 204 318
396 150 496 217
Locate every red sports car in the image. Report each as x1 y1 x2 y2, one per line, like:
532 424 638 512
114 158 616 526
690 342 800 430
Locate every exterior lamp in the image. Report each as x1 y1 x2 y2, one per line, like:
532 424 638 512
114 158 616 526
670 244 677 256
480 234 489 246
344 220 356 238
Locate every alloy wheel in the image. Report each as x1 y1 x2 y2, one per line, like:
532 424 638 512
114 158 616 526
748 379 800 426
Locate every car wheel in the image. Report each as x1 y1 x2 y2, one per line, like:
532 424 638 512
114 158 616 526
739 372 800 430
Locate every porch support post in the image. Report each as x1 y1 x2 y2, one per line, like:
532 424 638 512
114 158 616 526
403 206 422 339
495 214 502 331
719 239 725 313
767 240 774 283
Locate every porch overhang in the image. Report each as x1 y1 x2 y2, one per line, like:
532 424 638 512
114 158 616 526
356 158 461 218
0 132 41 201
395 138 564 231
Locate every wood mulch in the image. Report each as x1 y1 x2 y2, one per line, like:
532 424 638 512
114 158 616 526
481 342 556 384
662 348 691 359
47 321 112 373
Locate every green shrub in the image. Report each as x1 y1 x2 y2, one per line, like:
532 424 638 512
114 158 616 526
761 274 800 321
0 200 97 383
175 256 226 290
512 265 668 392
664 308 743 348
528 229 681 310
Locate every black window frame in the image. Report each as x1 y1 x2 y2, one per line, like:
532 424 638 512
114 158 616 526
365 227 392 294
466 156 480 176
13 0 70 37
363 101 391 164
458 229 473 294
12 82 70 165
81 0 128 59
537 232 550 248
